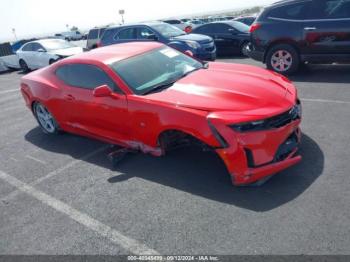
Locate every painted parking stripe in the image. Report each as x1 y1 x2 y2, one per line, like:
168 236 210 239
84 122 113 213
0 89 19 94
301 98 350 104
1 146 108 203
26 155 46 165
0 170 159 255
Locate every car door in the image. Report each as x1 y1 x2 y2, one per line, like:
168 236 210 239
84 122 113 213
304 0 350 55
32 43 51 68
113 27 137 44
19 43 36 68
55 63 129 142
211 24 238 55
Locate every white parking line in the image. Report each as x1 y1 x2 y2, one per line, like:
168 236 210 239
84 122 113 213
0 170 159 255
1 146 108 203
301 98 350 104
0 89 19 94
26 155 46 165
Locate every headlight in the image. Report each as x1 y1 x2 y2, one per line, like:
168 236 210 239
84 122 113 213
230 103 302 133
230 120 267 132
185 41 200 49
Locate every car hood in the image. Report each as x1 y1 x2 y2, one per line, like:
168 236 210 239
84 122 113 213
146 63 297 117
49 47 84 57
171 33 213 43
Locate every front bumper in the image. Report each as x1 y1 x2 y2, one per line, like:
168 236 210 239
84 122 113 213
196 51 216 61
215 120 302 186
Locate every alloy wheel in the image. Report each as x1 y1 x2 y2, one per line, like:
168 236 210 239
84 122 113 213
34 103 56 133
270 50 293 72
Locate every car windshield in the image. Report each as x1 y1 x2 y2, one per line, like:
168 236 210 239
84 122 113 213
229 21 250 33
42 40 75 51
110 47 204 95
150 23 186 38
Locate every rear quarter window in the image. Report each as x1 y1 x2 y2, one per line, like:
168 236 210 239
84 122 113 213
88 29 98 39
55 64 120 92
268 1 311 20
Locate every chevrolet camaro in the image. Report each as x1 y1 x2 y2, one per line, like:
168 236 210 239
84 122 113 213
20 42 302 186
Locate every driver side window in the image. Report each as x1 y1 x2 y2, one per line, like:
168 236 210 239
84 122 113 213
56 64 122 93
22 43 33 51
137 27 155 39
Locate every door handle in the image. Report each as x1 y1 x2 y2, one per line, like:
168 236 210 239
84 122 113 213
304 27 317 31
64 94 75 101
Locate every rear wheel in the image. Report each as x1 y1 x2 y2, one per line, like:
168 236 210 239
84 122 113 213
33 102 60 134
241 42 250 57
19 59 30 73
266 44 300 75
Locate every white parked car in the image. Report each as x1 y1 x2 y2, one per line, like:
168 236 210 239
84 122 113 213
17 39 84 72
54 31 83 41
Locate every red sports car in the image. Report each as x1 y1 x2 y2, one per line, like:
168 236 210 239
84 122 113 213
20 42 302 186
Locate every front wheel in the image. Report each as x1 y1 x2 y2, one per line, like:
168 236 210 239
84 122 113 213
33 102 60 135
266 44 300 75
19 59 30 73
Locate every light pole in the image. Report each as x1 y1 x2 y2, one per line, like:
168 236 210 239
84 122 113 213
119 9 125 24
66 24 69 31
12 28 17 41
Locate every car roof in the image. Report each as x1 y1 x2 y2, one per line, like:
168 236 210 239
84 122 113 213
105 21 166 31
211 21 246 27
64 42 163 64
269 0 309 8
24 38 67 45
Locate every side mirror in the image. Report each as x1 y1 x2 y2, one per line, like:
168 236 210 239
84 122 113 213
37 48 46 52
93 85 112 97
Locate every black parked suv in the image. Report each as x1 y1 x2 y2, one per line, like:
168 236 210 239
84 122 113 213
248 0 350 74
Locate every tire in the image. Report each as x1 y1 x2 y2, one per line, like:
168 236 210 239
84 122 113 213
19 59 30 73
49 59 56 65
241 42 250 57
33 102 60 135
266 44 300 75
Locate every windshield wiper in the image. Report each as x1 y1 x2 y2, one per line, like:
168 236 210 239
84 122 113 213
142 79 177 95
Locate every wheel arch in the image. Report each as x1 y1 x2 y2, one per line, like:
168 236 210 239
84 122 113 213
263 40 300 63
157 128 215 154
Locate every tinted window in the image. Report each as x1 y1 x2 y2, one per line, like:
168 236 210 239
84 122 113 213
193 24 214 34
101 28 117 42
116 28 136 40
99 28 106 38
310 0 350 19
88 29 98 39
269 2 310 20
56 64 119 92
137 27 155 39
228 21 250 33
164 20 181 24
22 43 33 51
212 24 233 34
31 43 44 51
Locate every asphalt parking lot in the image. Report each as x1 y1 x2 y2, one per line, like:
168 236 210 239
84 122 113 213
0 57 350 255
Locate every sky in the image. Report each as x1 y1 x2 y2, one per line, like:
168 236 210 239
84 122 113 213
0 0 277 42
